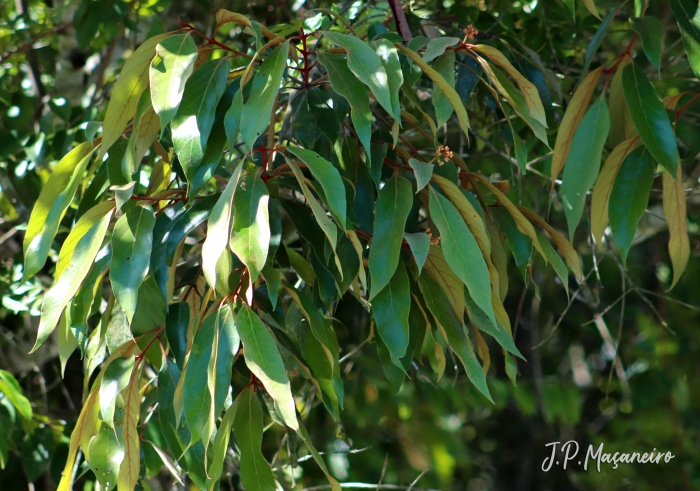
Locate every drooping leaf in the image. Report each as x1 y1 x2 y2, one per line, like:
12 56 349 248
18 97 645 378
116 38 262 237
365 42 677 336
368 174 413 299
32 207 114 352
582 0 601 19
324 32 396 119
232 387 277 491
581 9 615 73
428 187 496 327
236 304 298 430
671 0 700 79
550 66 604 182
317 52 373 155
432 50 456 128
87 423 125 490
99 355 135 428
229 174 270 283
287 145 347 225
408 158 434 192
165 302 189 371
372 260 411 366
150 32 199 132
608 146 655 264
608 55 636 148
171 58 230 181
590 138 640 244
663 165 690 290
23 142 96 280
110 205 156 323
560 95 610 240
100 32 171 158
630 17 663 73
622 63 679 175
240 40 290 149
396 44 471 139
373 39 403 122
116 364 142 491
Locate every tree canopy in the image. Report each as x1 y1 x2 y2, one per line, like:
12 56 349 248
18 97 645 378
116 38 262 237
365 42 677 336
0 1 699 490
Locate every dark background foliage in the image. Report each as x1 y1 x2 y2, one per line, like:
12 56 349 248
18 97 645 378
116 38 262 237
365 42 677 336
1 0 699 490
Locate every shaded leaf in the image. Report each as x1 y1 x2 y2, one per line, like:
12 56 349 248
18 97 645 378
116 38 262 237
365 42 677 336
663 165 690 290
372 260 411 366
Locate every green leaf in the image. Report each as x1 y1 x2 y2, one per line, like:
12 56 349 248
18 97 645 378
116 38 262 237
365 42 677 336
131 275 167 336
323 32 396 120
491 207 532 271
373 39 403 122
165 302 189 371
240 41 290 150
403 232 430 274
428 187 496 328
630 17 663 73
432 50 456 128
110 205 156 323
171 58 230 181
417 272 493 402
0 370 32 420
32 207 114 352
150 32 198 132
422 37 460 63
536 231 570 297
99 355 135 428
88 423 125 490
372 260 411 366
206 403 235 490
236 304 298 430
622 63 679 175
408 158 434 192
671 0 700 79
609 146 655 265
317 52 373 155
560 96 610 240
100 32 171 158
21 426 57 483
232 387 277 491
368 174 413 299
582 9 616 74
23 142 96 280
184 304 237 445
229 174 270 283
464 288 523 359
287 145 347 226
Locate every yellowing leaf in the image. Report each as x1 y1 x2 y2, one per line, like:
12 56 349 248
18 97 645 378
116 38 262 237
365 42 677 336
590 137 640 244
473 174 546 259
422 246 464 318
100 32 172 159
117 364 142 491
551 66 604 183
473 45 548 128
583 0 602 19
395 44 470 139
663 165 690 290
608 55 636 148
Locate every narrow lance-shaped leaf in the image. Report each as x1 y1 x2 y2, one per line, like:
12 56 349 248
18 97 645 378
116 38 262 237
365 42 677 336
663 164 690 290
232 387 277 491
581 9 615 74
630 17 663 73
372 260 411 367
240 40 290 149
473 45 547 128
429 187 496 328
368 174 413 299
99 355 135 428
110 205 156 323
432 50 456 128
229 174 270 283
622 63 679 175
236 304 298 430
317 52 373 155
23 142 96 280
670 0 700 80
116 363 142 491
551 66 604 183
171 58 230 182
373 39 403 123
609 146 655 265
287 145 347 226
323 32 396 120
560 95 610 240
31 208 114 353
150 32 198 133
100 32 172 158
590 138 640 244
396 44 471 139
202 162 244 291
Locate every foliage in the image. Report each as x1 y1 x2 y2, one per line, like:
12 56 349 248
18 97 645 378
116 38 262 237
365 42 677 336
1 1 700 490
